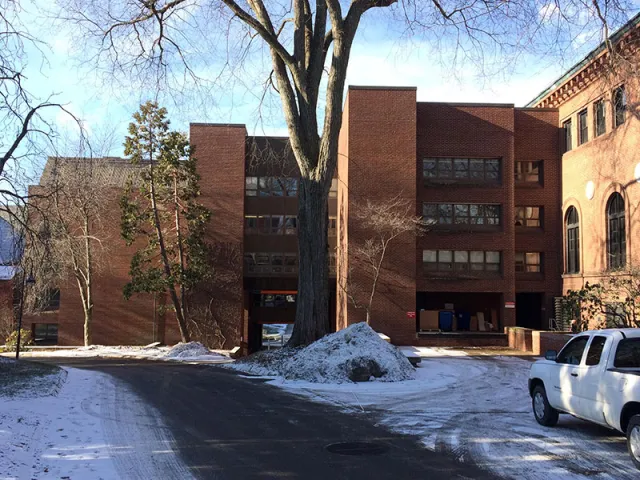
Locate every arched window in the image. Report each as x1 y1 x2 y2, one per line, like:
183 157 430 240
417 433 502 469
565 207 580 274
607 193 626 269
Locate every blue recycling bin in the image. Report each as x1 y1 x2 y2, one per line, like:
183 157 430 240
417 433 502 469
439 311 454 331
456 311 471 331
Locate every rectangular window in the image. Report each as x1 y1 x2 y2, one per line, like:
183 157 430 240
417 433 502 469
329 178 338 199
284 216 297 235
514 161 542 184
515 252 542 273
614 85 626 128
270 215 284 234
33 324 58 345
578 109 588 145
595 99 606 137
422 158 501 184
257 215 270 234
244 215 258 234
245 252 298 274
423 203 501 227
328 217 337 236
585 336 607 366
614 338 640 368
245 176 299 197
42 289 60 312
423 250 501 273
563 119 572 153
514 207 541 227
245 176 258 196
283 178 298 197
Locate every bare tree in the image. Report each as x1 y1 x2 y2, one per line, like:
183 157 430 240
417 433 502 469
1 1 83 201
25 157 113 346
59 0 636 345
341 195 427 325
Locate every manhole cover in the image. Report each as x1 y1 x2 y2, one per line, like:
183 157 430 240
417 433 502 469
325 442 389 456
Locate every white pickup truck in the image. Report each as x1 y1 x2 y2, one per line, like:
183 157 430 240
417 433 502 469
529 328 640 469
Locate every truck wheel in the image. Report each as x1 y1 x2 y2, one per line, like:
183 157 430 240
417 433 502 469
627 415 640 469
532 385 559 427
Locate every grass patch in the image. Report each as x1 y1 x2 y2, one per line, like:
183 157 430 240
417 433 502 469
0 359 64 398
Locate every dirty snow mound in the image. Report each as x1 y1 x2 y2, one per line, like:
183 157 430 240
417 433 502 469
232 323 415 383
165 342 215 359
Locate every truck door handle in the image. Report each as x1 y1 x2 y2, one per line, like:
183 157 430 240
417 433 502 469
571 373 578 377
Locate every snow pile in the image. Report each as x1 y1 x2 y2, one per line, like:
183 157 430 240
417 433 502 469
232 322 415 383
165 342 218 359
1 344 231 363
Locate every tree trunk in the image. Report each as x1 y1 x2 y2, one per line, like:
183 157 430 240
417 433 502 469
289 177 330 346
84 215 92 346
148 162 190 343
84 307 92 346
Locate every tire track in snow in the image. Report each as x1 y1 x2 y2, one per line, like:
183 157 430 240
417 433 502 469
92 374 195 480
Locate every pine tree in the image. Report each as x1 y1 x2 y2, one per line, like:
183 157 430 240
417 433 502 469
121 101 211 343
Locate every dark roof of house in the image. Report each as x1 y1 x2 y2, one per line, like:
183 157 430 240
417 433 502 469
526 11 640 107
39 157 141 188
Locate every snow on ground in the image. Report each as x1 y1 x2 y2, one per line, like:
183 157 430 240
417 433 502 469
3 342 231 363
253 352 637 479
229 323 415 383
0 366 193 480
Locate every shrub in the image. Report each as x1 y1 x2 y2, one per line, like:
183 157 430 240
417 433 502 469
4 329 34 352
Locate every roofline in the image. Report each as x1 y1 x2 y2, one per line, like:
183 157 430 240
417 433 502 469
189 123 247 128
348 85 417 91
418 101 514 108
525 11 640 107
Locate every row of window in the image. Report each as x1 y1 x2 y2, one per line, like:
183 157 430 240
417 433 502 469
244 215 337 236
563 85 626 152
423 204 542 228
422 250 543 273
245 176 338 198
244 252 336 274
423 158 500 183
423 250 501 272
564 192 626 274
422 159 543 185
423 203 500 226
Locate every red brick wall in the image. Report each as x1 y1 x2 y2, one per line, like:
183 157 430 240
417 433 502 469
190 124 247 349
416 103 517 328
337 87 418 344
25 186 180 346
514 108 563 321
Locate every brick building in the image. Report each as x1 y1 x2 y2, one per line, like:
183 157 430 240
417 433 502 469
25 14 640 350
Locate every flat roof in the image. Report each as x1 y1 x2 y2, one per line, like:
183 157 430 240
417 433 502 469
526 11 640 107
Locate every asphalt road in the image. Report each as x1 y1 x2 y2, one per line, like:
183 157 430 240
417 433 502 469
35 358 494 480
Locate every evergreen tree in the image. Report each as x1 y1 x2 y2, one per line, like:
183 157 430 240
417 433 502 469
121 101 211 343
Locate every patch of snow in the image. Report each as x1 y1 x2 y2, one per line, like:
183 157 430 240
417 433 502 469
3 344 231 364
0 368 193 479
230 323 415 383
165 341 220 359
265 354 639 479
399 346 469 357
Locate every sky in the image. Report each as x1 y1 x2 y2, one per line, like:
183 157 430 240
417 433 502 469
11 1 640 182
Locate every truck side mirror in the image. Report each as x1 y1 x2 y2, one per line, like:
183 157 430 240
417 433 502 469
545 350 557 361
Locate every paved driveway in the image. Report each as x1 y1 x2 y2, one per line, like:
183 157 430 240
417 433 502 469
37 358 492 480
